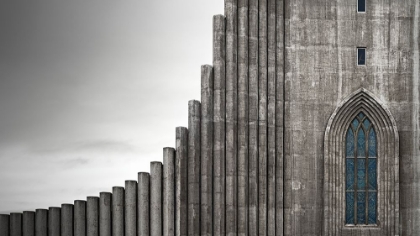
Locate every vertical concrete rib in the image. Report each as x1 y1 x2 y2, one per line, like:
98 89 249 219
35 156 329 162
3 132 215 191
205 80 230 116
138 172 150 236
258 0 268 234
200 65 213 236
237 0 249 235
188 100 201 235
87 197 99 236
0 214 10 236
99 192 111 236
10 213 22 236
267 0 276 235
48 208 60 236
125 181 137 236
74 200 86 236
248 0 259 234
22 212 34 236
175 127 188 236
35 210 47 236
212 14 226 236
225 0 238 235
61 204 73 236
150 162 163 236
112 187 124 236
275 0 285 235
163 148 175 236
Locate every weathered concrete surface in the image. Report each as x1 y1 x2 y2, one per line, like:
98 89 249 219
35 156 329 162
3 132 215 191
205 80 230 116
175 127 188 236
0 214 10 236
163 148 175 236
150 162 162 236
74 200 86 236
87 197 99 236
99 192 111 236
125 181 137 236
10 213 22 236
48 208 60 236
22 211 34 236
61 204 73 236
35 209 47 236
112 187 124 236
138 172 150 236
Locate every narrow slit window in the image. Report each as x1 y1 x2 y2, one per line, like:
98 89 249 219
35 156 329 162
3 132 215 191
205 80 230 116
358 0 366 12
357 48 366 66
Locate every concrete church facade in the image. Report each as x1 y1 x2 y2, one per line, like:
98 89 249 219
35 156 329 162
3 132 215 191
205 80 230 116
0 0 419 236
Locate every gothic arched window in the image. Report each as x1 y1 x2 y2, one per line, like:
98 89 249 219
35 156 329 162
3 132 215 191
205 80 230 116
345 112 377 225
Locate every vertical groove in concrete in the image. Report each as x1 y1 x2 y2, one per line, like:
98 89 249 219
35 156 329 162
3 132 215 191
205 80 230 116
175 127 188 236
258 0 268 234
237 0 249 235
150 162 163 236
0 214 9 236
188 100 201 236
87 197 99 236
125 181 137 236
112 187 124 236
275 0 285 235
22 212 34 236
267 0 276 235
138 172 150 236
200 65 213 236
248 0 259 234
61 204 73 236
74 200 87 236
99 192 112 236
225 0 238 235
35 210 47 236
10 213 22 236
212 14 226 236
163 147 175 236
48 208 60 236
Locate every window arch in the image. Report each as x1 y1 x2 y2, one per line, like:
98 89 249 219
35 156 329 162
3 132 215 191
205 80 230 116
345 112 377 225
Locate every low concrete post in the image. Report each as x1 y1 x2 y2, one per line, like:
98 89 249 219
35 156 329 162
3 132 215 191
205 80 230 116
74 200 86 236
163 147 175 236
0 214 10 236
22 211 35 236
61 204 73 236
112 187 124 236
10 213 22 236
48 208 60 236
151 161 163 236
87 197 99 236
138 172 150 236
35 209 47 236
99 192 111 236
125 180 137 236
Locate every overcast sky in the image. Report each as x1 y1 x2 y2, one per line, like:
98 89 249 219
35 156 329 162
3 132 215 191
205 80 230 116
0 0 224 213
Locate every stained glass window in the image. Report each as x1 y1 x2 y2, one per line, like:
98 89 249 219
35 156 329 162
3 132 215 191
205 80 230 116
345 112 377 225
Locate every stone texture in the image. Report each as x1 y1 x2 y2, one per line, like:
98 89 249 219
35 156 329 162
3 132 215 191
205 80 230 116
86 197 98 236
0 214 10 236
175 127 188 236
99 192 111 236
22 211 34 236
48 208 60 236
125 181 137 236
61 204 73 236
138 172 150 236
74 200 86 236
112 187 124 236
163 148 175 236
10 213 22 236
150 162 162 236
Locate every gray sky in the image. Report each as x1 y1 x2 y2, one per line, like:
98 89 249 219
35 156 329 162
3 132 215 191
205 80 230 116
0 0 223 213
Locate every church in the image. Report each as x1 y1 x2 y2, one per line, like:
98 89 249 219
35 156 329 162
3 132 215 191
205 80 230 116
0 0 419 235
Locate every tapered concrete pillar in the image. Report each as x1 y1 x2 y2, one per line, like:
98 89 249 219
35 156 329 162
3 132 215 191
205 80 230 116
99 192 111 236
138 172 150 236
48 208 60 236
200 65 213 236
150 162 163 236
125 180 137 236
175 127 188 236
10 213 22 236
188 100 200 236
248 0 259 234
0 214 9 236
61 204 73 236
212 14 226 236
87 197 99 236
74 200 86 236
112 187 124 236
35 210 47 236
22 212 34 236
163 147 175 236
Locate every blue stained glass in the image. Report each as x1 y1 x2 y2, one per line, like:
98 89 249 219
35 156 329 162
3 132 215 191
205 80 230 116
357 192 366 224
358 112 365 119
346 192 355 224
368 192 377 224
357 130 366 157
363 119 370 130
346 128 355 157
368 159 377 190
357 159 366 190
352 119 359 130
346 159 355 190
368 129 377 157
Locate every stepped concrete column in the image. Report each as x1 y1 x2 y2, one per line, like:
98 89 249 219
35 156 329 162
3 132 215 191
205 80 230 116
22 211 34 236
0 214 10 236
99 192 112 236
48 208 60 236
10 213 22 236
163 147 175 236
112 187 124 236
125 181 137 236
35 209 47 236
87 197 99 236
74 200 86 236
151 161 163 236
175 127 188 236
138 172 150 236
61 204 73 236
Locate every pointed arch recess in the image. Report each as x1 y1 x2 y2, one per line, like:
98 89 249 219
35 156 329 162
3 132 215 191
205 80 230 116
323 88 399 236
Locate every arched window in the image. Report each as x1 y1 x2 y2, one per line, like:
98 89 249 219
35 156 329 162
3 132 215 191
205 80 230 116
345 112 377 225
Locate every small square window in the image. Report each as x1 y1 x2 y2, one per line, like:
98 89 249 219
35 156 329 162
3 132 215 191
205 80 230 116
357 48 366 65
358 0 366 12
